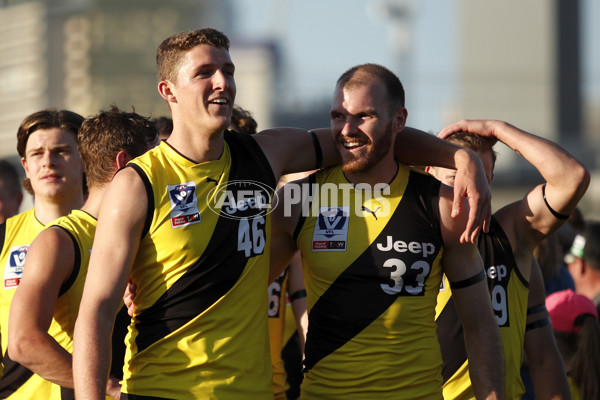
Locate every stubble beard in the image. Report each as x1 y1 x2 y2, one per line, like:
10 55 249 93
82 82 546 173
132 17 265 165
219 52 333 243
340 126 393 175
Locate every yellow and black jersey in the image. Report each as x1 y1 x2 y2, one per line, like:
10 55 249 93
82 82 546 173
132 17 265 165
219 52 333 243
436 217 529 400
0 209 55 399
295 163 445 400
121 131 276 399
268 268 289 399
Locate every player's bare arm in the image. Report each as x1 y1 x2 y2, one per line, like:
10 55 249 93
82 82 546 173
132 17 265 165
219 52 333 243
440 119 589 250
73 167 147 400
400 127 492 242
287 254 308 350
253 128 339 180
8 227 76 387
523 257 570 399
438 184 504 400
255 126 491 244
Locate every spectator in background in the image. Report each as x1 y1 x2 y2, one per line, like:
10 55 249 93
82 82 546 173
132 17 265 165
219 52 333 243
547 289 600 400
0 160 23 224
565 220 600 315
151 116 173 141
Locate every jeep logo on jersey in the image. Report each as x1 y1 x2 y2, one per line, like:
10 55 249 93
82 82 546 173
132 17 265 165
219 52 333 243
167 181 202 228
207 180 276 220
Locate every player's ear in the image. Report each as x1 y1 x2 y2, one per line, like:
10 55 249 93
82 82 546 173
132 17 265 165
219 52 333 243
393 107 408 133
115 150 131 170
158 80 176 103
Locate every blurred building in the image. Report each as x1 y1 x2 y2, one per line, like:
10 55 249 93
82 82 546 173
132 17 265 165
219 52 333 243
0 0 229 158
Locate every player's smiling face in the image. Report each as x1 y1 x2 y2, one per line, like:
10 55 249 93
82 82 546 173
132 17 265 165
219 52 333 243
171 44 236 133
330 79 396 175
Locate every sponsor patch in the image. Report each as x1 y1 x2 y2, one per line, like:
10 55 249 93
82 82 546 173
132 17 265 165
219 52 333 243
311 206 349 252
168 181 201 228
4 245 29 289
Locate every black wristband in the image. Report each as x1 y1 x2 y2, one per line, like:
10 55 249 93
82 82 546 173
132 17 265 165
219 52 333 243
527 304 547 315
289 289 307 302
542 183 569 220
526 317 551 332
449 270 486 290
308 130 323 170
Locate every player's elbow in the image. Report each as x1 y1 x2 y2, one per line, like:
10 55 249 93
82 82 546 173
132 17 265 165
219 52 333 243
574 164 591 197
8 332 42 368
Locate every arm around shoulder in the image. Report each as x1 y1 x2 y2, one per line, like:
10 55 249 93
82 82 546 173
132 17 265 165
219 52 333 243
254 128 339 179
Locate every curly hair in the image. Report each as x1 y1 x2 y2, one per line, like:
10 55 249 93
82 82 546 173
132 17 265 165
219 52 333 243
78 106 158 187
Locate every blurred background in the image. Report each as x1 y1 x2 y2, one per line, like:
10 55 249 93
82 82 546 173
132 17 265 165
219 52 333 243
1 0 599 217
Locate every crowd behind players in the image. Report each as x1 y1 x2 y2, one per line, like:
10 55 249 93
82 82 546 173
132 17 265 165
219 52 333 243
0 27 598 400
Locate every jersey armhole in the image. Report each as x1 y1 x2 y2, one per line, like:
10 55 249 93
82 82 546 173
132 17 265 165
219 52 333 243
54 226 81 296
293 173 317 241
0 222 5 253
126 164 155 239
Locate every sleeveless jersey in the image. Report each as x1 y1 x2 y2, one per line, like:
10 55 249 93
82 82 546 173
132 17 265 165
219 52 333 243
43 209 97 400
0 209 54 399
268 268 289 399
295 164 445 400
121 131 276 399
435 217 529 399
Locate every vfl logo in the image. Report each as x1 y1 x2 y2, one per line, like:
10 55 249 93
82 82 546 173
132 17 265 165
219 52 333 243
312 206 349 252
207 180 276 220
168 181 201 228
4 245 29 289
317 208 347 237
361 205 380 220
170 184 195 210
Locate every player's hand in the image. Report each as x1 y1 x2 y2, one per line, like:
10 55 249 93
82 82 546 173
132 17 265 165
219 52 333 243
123 280 137 317
451 148 492 243
106 376 121 399
438 119 500 147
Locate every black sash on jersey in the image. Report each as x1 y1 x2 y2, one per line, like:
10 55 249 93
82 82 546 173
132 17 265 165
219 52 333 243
133 131 276 354
0 351 34 397
303 171 442 371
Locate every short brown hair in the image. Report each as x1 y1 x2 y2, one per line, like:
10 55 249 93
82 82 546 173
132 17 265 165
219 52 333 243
78 106 157 187
16 109 84 194
444 132 497 166
156 28 230 84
